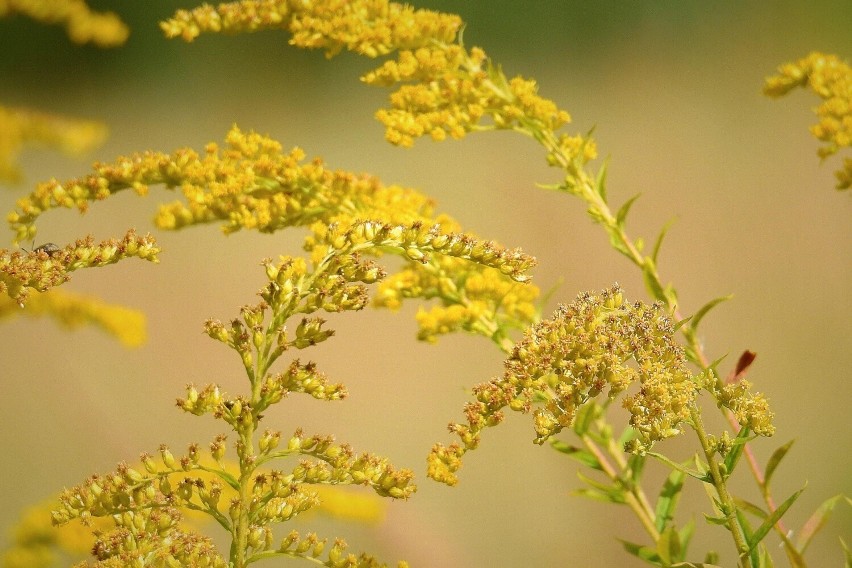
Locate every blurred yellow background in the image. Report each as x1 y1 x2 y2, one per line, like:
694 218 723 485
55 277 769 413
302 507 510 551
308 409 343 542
1 1 850 566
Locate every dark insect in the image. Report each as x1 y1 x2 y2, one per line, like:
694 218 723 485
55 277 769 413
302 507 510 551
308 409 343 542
23 242 62 257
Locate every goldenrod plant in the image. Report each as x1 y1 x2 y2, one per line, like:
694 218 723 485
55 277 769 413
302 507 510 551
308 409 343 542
1 1 849 567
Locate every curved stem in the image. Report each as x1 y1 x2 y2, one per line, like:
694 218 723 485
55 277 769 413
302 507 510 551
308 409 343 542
509 96 765 564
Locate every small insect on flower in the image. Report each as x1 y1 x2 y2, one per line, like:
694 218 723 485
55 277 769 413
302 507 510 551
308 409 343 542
22 242 62 257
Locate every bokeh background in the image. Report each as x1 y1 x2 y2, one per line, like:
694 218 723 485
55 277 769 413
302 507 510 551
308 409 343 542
1 1 850 566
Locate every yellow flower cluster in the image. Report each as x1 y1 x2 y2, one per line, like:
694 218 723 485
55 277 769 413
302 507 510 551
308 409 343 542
376 258 540 344
0 230 160 306
716 379 775 437
307 219 536 283
161 0 461 58
161 1 583 158
367 46 571 147
428 286 701 486
274 532 410 568
0 0 128 47
178 360 348 419
86 511 226 567
0 105 107 184
53 431 415 553
8 124 536 349
0 288 146 346
8 126 437 242
764 52 852 190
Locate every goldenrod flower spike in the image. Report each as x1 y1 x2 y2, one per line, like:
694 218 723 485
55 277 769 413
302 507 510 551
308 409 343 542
50 241 419 566
0 288 147 347
0 230 160 306
6 126 537 344
8 125 438 242
162 2 579 153
429 285 739 486
307 219 536 283
368 46 573 148
765 52 852 190
161 0 461 58
0 0 129 47
0 105 107 184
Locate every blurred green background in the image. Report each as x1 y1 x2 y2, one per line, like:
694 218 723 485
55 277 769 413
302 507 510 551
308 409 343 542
1 1 850 566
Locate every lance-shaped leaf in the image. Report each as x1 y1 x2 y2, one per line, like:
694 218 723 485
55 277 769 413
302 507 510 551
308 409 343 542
746 486 806 553
655 469 686 533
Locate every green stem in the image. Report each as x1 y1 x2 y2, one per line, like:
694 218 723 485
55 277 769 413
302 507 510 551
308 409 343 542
231 424 256 568
691 409 752 566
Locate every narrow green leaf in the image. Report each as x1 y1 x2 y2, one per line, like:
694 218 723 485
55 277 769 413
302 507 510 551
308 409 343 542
706 356 728 376
760 546 775 568
678 520 696 559
747 487 806 552
663 282 679 309
732 496 769 519
652 218 678 264
619 539 662 562
723 426 753 478
576 471 624 503
703 513 729 526
549 440 602 470
764 439 795 489
625 453 647 485
648 451 706 482
608 231 631 258
688 294 734 334
534 182 563 192
616 193 642 227
572 487 623 504
673 315 693 331
795 493 843 554
617 425 637 447
642 260 667 303
692 455 713 484
670 564 724 568
655 469 686 533
657 526 677 564
572 400 598 436
736 509 761 568
595 157 610 202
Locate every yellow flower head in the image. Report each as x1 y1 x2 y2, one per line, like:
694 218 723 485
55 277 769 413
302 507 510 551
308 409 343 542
161 0 461 57
161 2 584 162
0 230 160 306
8 126 441 243
428 285 700 485
765 52 852 190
